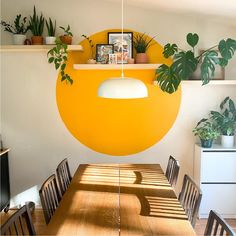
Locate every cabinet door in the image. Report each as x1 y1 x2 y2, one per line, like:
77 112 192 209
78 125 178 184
201 152 236 182
200 184 236 218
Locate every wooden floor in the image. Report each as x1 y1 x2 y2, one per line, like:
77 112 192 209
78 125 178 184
1 208 236 235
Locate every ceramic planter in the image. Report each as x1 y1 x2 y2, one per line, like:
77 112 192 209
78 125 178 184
60 35 72 45
221 135 235 148
200 139 213 148
31 36 44 45
12 34 26 45
87 59 96 64
45 36 56 45
135 53 148 64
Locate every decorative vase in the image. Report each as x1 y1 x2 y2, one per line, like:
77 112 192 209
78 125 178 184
87 59 96 64
31 36 44 45
45 36 56 45
13 34 26 45
135 53 148 64
200 139 213 148
221 135 235 148
60 35 72 45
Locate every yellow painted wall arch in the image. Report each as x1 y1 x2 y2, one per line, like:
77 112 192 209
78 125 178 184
56 29 181 156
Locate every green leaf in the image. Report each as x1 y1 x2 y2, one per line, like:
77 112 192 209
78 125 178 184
218 38 236 60
172 51 198 79
220 96 229 109
218 58 228 68
163 43 178 58
55 63 60 70
229 99 236 113
200 50 218 85
48 57 54 63
187 33 199 48
61 63 66 71
156 64 181 94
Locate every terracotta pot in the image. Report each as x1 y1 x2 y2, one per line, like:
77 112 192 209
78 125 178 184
31 36 44 45
60 35 72 45
135 53 148 64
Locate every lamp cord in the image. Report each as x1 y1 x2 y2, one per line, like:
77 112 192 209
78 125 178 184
121 0 124 78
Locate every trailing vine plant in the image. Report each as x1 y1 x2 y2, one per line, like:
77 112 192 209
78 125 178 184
47 38 73 84
155 33 236 94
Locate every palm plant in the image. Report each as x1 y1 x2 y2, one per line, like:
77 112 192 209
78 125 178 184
46 18 56 36
133 33 155 53
59 25 73 36
29 6 44 36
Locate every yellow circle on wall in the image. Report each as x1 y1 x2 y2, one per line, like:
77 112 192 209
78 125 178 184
56 29 181 156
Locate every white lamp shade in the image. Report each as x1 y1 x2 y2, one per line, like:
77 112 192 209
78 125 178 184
98 77 148 99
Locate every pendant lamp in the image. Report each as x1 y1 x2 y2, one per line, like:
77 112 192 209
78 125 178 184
97 0 148 99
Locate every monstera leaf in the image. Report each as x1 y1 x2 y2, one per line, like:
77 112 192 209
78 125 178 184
172 51 198 79
163 43 178 58
218 38 236 60
200 50 219 85
156 64 181 94
218 57 228 67
187 33 199 48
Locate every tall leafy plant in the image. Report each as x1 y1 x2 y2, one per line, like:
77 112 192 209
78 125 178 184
29 6 44 36
46 18 56 36
156 33 236 94
133 32 155 53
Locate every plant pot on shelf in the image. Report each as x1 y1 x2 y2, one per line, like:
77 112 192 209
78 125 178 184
135 53 148 64
87 59 96 64
60 35 72 45
200 139 213 148
31 36 44 45
221 135 235 148
45 36 56 45
13 34 26 45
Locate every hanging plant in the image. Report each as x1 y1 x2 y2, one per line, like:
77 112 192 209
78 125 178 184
155 33 236 94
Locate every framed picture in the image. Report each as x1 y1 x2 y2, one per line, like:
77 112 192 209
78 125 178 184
96 44 114 64
189 49 225 80
108 32 133 64
108 54 117 64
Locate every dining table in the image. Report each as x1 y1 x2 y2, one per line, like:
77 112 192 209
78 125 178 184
43 164 196 235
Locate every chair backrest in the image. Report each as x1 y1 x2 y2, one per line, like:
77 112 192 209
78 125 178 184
204 210 236 236
165 155 180 187
39 174 61 224
0 204 36 235
56 158 72 196
179 174 202 227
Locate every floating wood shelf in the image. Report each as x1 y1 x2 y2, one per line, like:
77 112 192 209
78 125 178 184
0 45 83 52
73 63 161 70
153 80 236 86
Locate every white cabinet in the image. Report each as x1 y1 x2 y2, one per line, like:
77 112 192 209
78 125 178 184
194 144 236 218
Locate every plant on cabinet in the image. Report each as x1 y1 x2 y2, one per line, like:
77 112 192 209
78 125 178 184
133 32 155 64
45 18 56 45
155 33 236 94
81 34 96 64
59 25 73 45
210 97 236 148
47 38 73 85
0 14 29 45
193 118 220 148
29 6 45 45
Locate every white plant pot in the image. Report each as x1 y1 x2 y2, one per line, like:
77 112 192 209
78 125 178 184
13 34 26 45
221 135 235 148
45 36 56 45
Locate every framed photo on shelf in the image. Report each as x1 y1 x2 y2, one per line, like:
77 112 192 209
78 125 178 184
108 54 117 64
96 44 114 64
108 32 133 64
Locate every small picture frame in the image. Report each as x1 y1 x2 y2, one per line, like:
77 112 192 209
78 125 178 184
96 44 114 64
108 32 133 64
108 54 117 64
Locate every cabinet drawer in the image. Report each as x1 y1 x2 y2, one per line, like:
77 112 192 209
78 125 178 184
200 184 236 218
201 152 236 182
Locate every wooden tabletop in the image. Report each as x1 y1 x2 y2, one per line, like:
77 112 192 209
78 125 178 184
43 164 196 235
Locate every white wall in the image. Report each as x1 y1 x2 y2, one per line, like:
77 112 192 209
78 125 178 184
1 0 236 207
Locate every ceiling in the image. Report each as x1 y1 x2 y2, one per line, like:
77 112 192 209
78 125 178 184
106 0 236 20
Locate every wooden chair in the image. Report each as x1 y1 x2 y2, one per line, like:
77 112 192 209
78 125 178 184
39 174 61 224
0 204 36 235
56 158 72 196
204 210 235 236
179 174 202 227
165 155 180 187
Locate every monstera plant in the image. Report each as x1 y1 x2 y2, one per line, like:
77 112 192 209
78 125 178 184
156 33 236 93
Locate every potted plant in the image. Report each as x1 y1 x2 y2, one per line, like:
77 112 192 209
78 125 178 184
47 38 73 84
193 118 220 148
0 14 29 45
155 33 236 94
81 34 96 64
59 25 73 45
29 6 44 45
133 32 155 64
45 18 56 45
210 97 236 148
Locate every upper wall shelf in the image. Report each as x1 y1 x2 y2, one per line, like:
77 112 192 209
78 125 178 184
73 64 161 70
153 80 236 86
0 45 84 52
